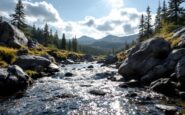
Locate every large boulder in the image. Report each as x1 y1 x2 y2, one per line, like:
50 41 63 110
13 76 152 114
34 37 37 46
0 65 32 96
0 21 28 48
15 55 51 70
118 37 171 81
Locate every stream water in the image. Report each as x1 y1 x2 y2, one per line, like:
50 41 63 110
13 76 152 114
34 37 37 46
0 62 184 115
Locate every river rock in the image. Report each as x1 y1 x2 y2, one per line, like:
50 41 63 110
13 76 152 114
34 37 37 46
118 37 171 81
0 66 32 96
119 80 141 88
155 104 177 115
176 57 185 89
65 72 73 77
8 65 28 78
179 92 185 100
48 63 59 73
0 21 28 48
15 55 51 70
89 89 106 96
150 78 178 97
87 65 94 68
62 59 75 64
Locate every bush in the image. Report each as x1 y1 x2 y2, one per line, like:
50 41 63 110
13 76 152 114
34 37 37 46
0 46 17 64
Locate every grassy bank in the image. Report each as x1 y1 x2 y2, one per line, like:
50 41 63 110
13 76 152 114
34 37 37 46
0 45 84 68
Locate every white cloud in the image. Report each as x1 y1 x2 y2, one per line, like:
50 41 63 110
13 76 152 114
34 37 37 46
0 0 155 39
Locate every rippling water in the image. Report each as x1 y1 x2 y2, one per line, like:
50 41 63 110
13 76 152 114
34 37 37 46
0 62 183 115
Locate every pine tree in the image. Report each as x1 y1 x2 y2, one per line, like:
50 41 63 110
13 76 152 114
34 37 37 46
167 0 185 24
61 33 66 50
43 23 49 46
54 31 59 48
10 0 26 31
138 14 145 42
68 39 72 51
144 6 153 39
161 0 167 20
72 37 78 52
155 2 162 33
31 24 36 39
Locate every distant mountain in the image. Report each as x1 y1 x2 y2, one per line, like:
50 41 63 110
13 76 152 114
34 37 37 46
99 34 138 43
78 34 138 52
78 36 96 45
92 41 124 50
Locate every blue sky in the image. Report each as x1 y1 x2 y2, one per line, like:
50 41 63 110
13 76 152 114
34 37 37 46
0 0 167 39
29 0 160 21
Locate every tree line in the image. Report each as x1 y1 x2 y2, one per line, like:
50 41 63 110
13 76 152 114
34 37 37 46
138 0 185 42
0 0 78 52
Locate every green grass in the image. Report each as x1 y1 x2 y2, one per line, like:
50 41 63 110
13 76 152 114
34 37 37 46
0 46 17 64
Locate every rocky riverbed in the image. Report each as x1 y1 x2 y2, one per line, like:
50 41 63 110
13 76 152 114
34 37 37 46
0 62 184 115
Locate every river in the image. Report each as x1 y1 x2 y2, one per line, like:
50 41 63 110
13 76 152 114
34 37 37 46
0 62 183 115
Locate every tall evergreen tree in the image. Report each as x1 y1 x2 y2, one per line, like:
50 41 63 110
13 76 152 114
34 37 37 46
144 6 153 39
161 0 167 20
138 14 145 42
54 31 59 48
167 0 185 24
155 2 162 33
43 23 49 46
10 0 26 30
68 39 72 51
61 33 66 50
31 24 36 39
72 37 78 52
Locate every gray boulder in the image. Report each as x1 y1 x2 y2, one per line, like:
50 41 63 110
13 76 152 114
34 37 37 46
15 55 51 70
164 48 185 71
176 57 185 88
118 37 171 81
0 21 28 48
48 63 59 73
0 65 32 96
